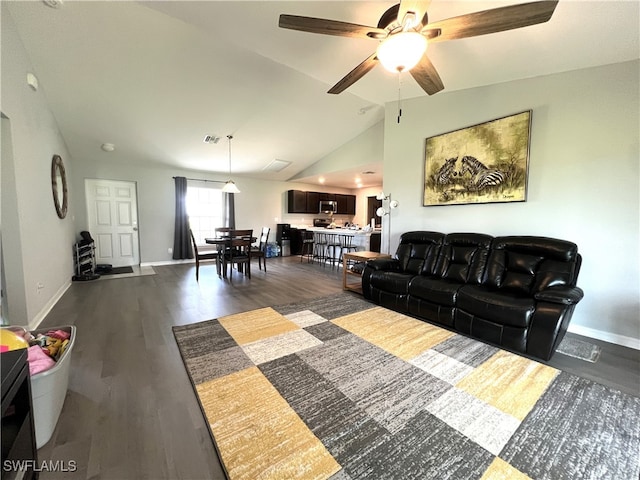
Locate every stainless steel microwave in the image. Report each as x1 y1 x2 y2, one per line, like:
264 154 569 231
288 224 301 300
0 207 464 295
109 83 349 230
319 200 337 213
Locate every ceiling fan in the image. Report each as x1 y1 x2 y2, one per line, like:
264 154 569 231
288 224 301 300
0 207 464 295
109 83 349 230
279 1 559 96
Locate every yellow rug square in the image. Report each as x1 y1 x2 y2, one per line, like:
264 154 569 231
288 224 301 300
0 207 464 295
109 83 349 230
480 457 532 480
218 307 300 345
456 350 558 421
196 367 341 480
332 306 454 360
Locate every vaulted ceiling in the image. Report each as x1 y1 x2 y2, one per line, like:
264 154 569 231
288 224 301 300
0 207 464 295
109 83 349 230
7 1 639 188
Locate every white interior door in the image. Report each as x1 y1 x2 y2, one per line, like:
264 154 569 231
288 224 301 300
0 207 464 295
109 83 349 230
85 179 140 267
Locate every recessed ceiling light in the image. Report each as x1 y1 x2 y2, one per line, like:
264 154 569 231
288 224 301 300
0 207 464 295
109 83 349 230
318 177 325 184
101 143 115 152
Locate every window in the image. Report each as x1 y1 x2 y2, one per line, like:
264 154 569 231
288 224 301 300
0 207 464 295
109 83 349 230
186 181 224 244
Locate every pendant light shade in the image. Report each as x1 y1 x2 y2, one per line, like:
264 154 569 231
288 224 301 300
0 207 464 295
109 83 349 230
222 180 240 194
376 32 427 73
222 134 240 193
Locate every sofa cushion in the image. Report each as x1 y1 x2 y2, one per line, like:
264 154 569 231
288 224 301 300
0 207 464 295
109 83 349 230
396 231 444 275
457 285 535 328
437 233 493 284
408 276 461 307
369 271 414 295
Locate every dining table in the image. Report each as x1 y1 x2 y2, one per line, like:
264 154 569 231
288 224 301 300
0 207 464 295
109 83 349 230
205 232 256 279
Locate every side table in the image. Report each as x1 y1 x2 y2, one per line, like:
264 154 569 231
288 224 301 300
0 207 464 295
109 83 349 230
342 251 391 294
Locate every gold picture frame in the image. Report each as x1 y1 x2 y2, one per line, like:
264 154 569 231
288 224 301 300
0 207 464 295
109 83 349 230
423 110 531 206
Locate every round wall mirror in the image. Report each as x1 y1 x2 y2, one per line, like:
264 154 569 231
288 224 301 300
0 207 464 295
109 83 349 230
51 154 68 219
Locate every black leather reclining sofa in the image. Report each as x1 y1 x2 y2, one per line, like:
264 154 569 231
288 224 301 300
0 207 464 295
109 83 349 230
361 232 584 360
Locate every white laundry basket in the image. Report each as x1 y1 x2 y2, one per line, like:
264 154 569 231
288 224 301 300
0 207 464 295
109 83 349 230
29 325 76 449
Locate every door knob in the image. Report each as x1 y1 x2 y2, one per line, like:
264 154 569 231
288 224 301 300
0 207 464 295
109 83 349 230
133 227 138 231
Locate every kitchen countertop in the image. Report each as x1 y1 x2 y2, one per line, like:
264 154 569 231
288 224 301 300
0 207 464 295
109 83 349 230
305 227 378 235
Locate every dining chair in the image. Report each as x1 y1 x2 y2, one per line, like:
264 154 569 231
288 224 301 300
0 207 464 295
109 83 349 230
251 227 270 271
222 229 253 280
214 227 234 270
189 229 219 282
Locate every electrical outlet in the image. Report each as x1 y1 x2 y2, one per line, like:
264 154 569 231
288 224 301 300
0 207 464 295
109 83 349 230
36 282 44 293
168 247 173 255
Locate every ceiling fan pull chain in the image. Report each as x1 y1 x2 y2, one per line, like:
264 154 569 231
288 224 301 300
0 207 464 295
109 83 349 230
397 73 403 124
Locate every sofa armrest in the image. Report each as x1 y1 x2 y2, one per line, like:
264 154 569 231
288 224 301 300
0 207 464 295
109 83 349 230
365 258 401 272
534 286 584 305
361 258 400 300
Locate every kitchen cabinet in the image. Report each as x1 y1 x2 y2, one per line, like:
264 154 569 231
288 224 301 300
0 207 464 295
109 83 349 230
287 190 307 213
306 192 320 213
335 194 356 215
287 190 357 215
318 192 335 201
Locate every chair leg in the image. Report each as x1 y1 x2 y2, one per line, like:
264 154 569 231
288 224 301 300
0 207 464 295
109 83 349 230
195 259 200 282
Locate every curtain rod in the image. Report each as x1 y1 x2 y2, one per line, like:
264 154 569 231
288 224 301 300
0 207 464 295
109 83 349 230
173 176 225 184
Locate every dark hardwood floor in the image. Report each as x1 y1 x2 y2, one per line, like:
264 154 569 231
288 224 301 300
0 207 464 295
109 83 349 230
36 256 639 479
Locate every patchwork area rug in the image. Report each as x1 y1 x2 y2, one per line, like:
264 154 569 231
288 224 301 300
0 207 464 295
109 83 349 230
173 292 640 480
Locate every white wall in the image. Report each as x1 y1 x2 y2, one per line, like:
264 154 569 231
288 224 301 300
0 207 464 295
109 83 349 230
288 121 384 181
1 7 77 328
382 60 639 348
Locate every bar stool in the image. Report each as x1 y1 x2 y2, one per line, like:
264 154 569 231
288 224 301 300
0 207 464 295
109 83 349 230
300 230 314 263
339 234 358 267
312 232 328 264
324 232 341 268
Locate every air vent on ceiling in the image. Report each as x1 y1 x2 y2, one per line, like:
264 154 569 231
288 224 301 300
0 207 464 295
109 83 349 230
263 159 291 173
203 135 220 144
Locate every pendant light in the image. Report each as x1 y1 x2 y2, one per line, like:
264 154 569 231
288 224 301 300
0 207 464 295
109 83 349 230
222 134 240 193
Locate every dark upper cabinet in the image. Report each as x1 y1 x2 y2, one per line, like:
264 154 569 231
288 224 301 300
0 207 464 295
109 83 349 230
306 192 320 213
287 190 307 213
287 190 356 215
335 194 356 215
318 192 335 201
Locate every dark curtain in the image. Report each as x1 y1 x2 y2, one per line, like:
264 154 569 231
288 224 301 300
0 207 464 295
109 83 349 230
224 193 236 228
172 176 193 259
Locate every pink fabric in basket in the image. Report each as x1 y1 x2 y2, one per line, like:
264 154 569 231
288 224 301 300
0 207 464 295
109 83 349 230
27 345 56 375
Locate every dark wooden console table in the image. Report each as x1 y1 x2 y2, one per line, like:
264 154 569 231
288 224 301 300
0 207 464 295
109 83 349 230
1 349 38 480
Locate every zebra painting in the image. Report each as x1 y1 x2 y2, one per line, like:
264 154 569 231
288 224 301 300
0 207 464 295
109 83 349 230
459 156 505 191
435 157 458 185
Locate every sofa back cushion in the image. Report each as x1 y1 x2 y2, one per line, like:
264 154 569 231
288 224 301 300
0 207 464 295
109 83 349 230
485 236 580 295
436 233 493 284
396 231 444 275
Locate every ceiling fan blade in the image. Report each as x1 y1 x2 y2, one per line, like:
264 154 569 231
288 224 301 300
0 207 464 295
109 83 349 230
423 1 559 43
397 0 432 29
328 53 379 94
279 15 387 39
410 53 444 95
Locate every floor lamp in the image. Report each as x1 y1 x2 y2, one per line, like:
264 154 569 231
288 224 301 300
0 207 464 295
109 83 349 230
375 192 399 254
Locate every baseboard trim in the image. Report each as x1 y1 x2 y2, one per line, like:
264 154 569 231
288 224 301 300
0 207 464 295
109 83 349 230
29 280 71 330
140 259 194 267
568 324 640 351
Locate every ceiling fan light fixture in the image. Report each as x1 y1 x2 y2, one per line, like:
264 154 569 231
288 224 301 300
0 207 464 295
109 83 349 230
376 32 427 73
